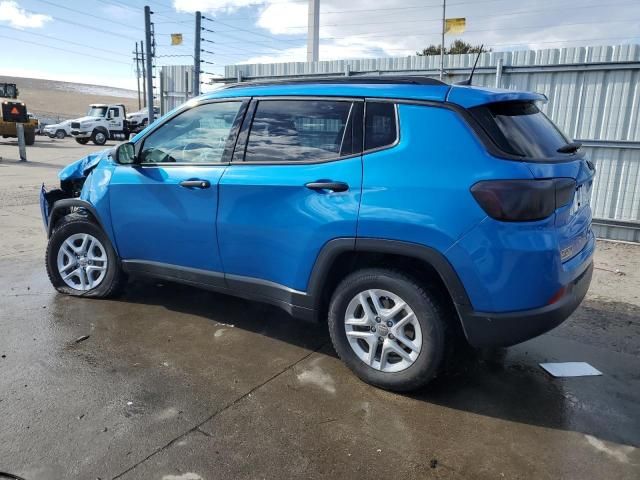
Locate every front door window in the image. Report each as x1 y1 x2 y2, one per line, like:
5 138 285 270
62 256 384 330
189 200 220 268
139 101 243 164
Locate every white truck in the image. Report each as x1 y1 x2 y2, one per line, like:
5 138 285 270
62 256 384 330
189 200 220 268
69 104 130 145
126 106 159 134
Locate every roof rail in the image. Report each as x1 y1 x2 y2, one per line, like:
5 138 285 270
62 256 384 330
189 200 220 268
224 75 446 89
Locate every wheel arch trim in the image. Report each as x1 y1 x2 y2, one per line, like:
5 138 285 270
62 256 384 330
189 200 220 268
47 199 107 240
305 237 471 310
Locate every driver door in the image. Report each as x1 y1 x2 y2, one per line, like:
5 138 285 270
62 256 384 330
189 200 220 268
107 106 123 132
109 99 247 281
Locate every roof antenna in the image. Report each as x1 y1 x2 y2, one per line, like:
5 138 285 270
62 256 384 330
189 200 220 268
456 45 484 86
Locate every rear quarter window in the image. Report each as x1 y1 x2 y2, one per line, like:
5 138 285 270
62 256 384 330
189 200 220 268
470 101 570 159
365 102 397 151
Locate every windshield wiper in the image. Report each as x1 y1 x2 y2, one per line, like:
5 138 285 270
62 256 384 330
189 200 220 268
557 142 582 154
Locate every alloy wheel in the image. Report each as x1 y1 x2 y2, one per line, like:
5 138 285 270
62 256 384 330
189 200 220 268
344 289 422 373
56 233 108 291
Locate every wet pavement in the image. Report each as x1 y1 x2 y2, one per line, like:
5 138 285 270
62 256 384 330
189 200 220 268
1 139 639 479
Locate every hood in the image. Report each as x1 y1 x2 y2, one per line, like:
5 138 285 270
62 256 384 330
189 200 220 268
58 148 113 181
72 115 103 123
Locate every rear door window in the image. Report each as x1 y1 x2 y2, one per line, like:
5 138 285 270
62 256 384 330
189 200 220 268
244 99 355 163
470 101 570 159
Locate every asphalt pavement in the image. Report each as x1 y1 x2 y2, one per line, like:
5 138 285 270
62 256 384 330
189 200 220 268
1 137 639 480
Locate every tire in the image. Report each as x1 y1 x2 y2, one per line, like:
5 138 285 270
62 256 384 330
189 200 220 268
91 129 108 146
55 129 66 139
46 213 124 298
25 129 36 146
328 268 448 392
75 138 89 145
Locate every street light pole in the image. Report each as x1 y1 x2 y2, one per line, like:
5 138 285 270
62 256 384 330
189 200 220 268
440 0 446 80
307 0 320 62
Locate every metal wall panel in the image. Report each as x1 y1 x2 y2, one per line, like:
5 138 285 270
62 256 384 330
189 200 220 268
217 45 640 241
160 65 194 115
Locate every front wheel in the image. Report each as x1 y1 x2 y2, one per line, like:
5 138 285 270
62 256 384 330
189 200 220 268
91 129 107 146
328 269 447 392
46 213 124 297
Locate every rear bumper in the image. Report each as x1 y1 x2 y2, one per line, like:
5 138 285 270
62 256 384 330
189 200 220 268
458 261 593 348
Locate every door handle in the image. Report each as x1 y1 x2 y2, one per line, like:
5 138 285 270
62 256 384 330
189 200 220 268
180 179 211 189
305 181 349 193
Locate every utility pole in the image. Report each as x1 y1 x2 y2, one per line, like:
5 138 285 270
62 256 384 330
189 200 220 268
134 42 141 109
144 6 155 124
194 11 201 96
140 41 146 108
307 0 319 62
440 0 446 80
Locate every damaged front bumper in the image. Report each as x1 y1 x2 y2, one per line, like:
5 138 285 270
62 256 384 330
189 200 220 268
40 184 51 230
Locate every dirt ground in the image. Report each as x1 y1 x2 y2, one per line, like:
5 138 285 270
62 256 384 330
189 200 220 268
0 138 639 479
1 75 138 120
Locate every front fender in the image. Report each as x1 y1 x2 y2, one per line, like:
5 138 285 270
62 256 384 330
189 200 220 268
46 198 107 238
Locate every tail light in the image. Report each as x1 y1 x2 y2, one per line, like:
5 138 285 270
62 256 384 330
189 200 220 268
471 178 576 222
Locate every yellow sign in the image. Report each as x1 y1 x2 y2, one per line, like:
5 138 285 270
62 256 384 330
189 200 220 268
171 33 183 45
445 18 466 34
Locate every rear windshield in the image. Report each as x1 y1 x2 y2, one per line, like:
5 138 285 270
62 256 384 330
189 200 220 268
470 101 570 159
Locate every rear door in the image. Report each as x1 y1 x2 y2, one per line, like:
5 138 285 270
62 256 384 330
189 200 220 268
109 99 247 276
217 97 363 294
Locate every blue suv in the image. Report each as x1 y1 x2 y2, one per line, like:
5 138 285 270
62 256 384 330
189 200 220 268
40 77 595 391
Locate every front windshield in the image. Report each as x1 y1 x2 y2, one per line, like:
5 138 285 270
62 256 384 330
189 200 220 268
0 84 17 98
87 106 108 117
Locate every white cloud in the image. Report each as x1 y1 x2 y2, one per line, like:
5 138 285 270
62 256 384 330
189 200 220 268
0 0 51 29
256 2 306 35
173 0 265 14
165 0 640 66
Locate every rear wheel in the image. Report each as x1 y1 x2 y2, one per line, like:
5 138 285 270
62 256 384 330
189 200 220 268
75 138 89 145
46 213 124 297
55 129 66 139
328 268 447 391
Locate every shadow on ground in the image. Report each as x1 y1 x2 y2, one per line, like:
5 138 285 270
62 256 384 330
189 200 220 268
109 277 640 448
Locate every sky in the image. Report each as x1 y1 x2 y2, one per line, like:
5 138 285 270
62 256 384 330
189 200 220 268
1 0 639 90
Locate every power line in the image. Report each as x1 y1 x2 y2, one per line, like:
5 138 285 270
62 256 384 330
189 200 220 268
0 25 130 59
0 34 132 65
220 0 640 32
34 0 140 31
247 18 640 43
202 17 296 52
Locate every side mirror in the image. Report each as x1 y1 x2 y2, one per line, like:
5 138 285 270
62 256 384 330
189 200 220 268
115 142 136 164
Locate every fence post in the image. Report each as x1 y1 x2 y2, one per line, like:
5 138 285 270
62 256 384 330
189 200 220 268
495 58 504 88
